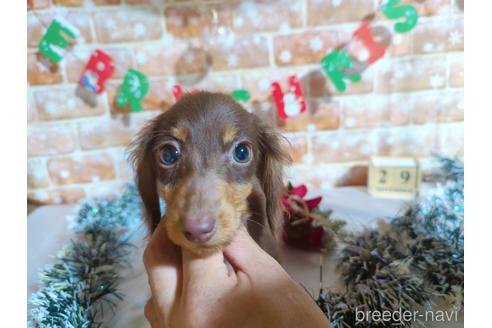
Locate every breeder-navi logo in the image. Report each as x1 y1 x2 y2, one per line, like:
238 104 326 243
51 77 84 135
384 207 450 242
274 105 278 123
355 308 459 326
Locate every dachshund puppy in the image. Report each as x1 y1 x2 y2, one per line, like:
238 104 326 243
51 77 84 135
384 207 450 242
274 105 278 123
130 92 290 256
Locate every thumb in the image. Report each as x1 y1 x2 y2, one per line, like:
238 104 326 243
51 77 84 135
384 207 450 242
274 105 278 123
223 226 275 275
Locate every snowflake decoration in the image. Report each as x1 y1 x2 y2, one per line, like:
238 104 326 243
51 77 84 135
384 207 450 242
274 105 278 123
165 78 176 90
279 50 292 64
259 78 270 91
394 69 407 79
361 143 372 155
220 33 236 50
392 34 402 45
303 153 314 165
60 170 70 179
33 191 49 202
234 16 245 27
133 23 147 38
448 30 463 46
345 117 356 128
227 54 239 67
28 14 38 27
279 23 291 33
28 161 44 179
135 52 147 65
184 52 195 64
241 2 259 20
104 18 116 30
309 37 324 53
437 4 452 15
45 102 59 114
429 74 445 89
67 99 76 109
423 42 434 52
162 34 174 46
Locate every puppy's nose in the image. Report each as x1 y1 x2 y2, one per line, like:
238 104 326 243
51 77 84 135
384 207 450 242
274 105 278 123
182 217 216 243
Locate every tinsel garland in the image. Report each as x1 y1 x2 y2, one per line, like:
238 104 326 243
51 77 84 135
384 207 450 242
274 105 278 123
315 156 464 327
29 185 142 328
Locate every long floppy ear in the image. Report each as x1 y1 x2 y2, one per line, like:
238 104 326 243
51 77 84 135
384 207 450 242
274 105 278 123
128 119 161 232
256 120 291 236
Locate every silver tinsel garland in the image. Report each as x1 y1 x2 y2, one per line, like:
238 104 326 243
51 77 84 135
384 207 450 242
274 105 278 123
316 156 464 327
29 185 142 328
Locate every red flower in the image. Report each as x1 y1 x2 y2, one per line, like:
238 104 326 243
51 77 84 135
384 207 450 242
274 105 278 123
282 184 322 212
307 226 324 248
282 184 329 252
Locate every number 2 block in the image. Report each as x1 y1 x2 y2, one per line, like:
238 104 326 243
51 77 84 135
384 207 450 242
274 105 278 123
368 157 421 199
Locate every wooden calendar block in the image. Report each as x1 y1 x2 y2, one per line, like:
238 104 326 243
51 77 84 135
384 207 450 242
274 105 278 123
368 157 421 199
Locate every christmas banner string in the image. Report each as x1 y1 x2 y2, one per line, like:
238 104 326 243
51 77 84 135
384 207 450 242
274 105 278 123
29 8 249 112
29 0 421 118
29 10 176 111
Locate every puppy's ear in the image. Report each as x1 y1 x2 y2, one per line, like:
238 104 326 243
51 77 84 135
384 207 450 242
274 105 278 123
129 119 161 232
256 120 291 235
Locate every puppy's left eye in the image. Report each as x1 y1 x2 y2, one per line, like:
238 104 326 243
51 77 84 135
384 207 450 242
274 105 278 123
232 142 251 164
160 142 180 166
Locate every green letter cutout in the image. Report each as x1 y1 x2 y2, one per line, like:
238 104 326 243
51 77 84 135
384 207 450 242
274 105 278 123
381 0 419 33
115 69 150 112
321 51 361 92
231 89 251 102
38 17 78 64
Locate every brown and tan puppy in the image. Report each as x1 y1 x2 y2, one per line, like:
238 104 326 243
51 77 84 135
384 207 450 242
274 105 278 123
130 92 290 256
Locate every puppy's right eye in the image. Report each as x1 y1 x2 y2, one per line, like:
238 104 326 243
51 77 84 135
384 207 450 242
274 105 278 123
160 142 180 166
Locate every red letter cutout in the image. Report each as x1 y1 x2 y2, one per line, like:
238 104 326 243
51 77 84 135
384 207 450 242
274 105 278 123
172 85 199 102
352 21 388 64
172 85 184 101
271 75 306 121
79 50 114 94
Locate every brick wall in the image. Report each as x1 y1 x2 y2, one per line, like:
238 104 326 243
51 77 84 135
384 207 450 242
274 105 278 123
27 0 464 205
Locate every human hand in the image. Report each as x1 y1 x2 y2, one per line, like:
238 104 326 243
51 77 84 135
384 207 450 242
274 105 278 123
143 221 332 328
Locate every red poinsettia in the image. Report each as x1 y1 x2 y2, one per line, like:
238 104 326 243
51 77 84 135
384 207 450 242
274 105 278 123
282 183 328 251
282 184 322 215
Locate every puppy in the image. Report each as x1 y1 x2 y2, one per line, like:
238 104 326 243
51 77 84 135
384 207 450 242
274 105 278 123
130 92 290 256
